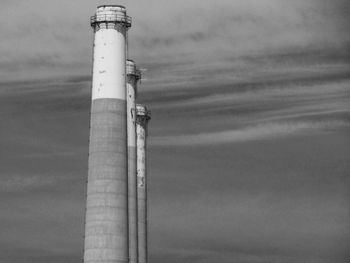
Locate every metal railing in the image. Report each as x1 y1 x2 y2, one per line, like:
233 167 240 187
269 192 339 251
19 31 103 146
136 106 151 119
126 65 142 79
90 13 132 27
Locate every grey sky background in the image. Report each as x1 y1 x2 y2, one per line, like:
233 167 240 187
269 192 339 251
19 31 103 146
0 0 349 262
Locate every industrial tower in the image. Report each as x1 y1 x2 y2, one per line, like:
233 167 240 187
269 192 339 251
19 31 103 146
84 5 150 263
136 104 151 263
84 5 131 263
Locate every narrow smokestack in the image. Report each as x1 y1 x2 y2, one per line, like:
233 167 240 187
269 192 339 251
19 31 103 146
84 5 131 263
136 104 151 263
126 59 141 263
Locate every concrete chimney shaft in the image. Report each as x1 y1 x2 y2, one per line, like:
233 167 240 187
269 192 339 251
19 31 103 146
84 5 131 263
126 59 141 263
136 104 151 263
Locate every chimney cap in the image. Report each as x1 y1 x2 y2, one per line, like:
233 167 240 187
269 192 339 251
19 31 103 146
91 5 131 28
136 104 151 119
127 60 141 80
97 4 126 9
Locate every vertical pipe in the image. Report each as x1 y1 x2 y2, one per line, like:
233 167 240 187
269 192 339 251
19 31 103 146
84 5 131 263
126 60 141 263
136 105 151 263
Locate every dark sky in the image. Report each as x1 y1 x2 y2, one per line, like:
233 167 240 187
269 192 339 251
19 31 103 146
0 0 349 262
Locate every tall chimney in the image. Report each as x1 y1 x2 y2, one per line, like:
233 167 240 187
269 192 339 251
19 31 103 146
136 104 151 263
84 5 131 263
126 60 141 263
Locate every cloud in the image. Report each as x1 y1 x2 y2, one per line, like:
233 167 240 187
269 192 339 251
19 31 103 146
150 120 349 146
0 244 81 263
0 174 57 192
149 78 350 109
149 189 350 263
0 0 349 82
0 1 349 262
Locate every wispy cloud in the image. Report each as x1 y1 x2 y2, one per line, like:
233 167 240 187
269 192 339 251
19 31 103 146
0 0 348 82
150 120 349 146
0 1 349 262
150 191 350 262
150 79 350 110
0 174 57 192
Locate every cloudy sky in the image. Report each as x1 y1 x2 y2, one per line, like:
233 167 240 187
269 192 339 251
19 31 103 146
0 0 349 262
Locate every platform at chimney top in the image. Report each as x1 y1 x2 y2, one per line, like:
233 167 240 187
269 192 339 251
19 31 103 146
91 5 131 28
127 60 142 80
